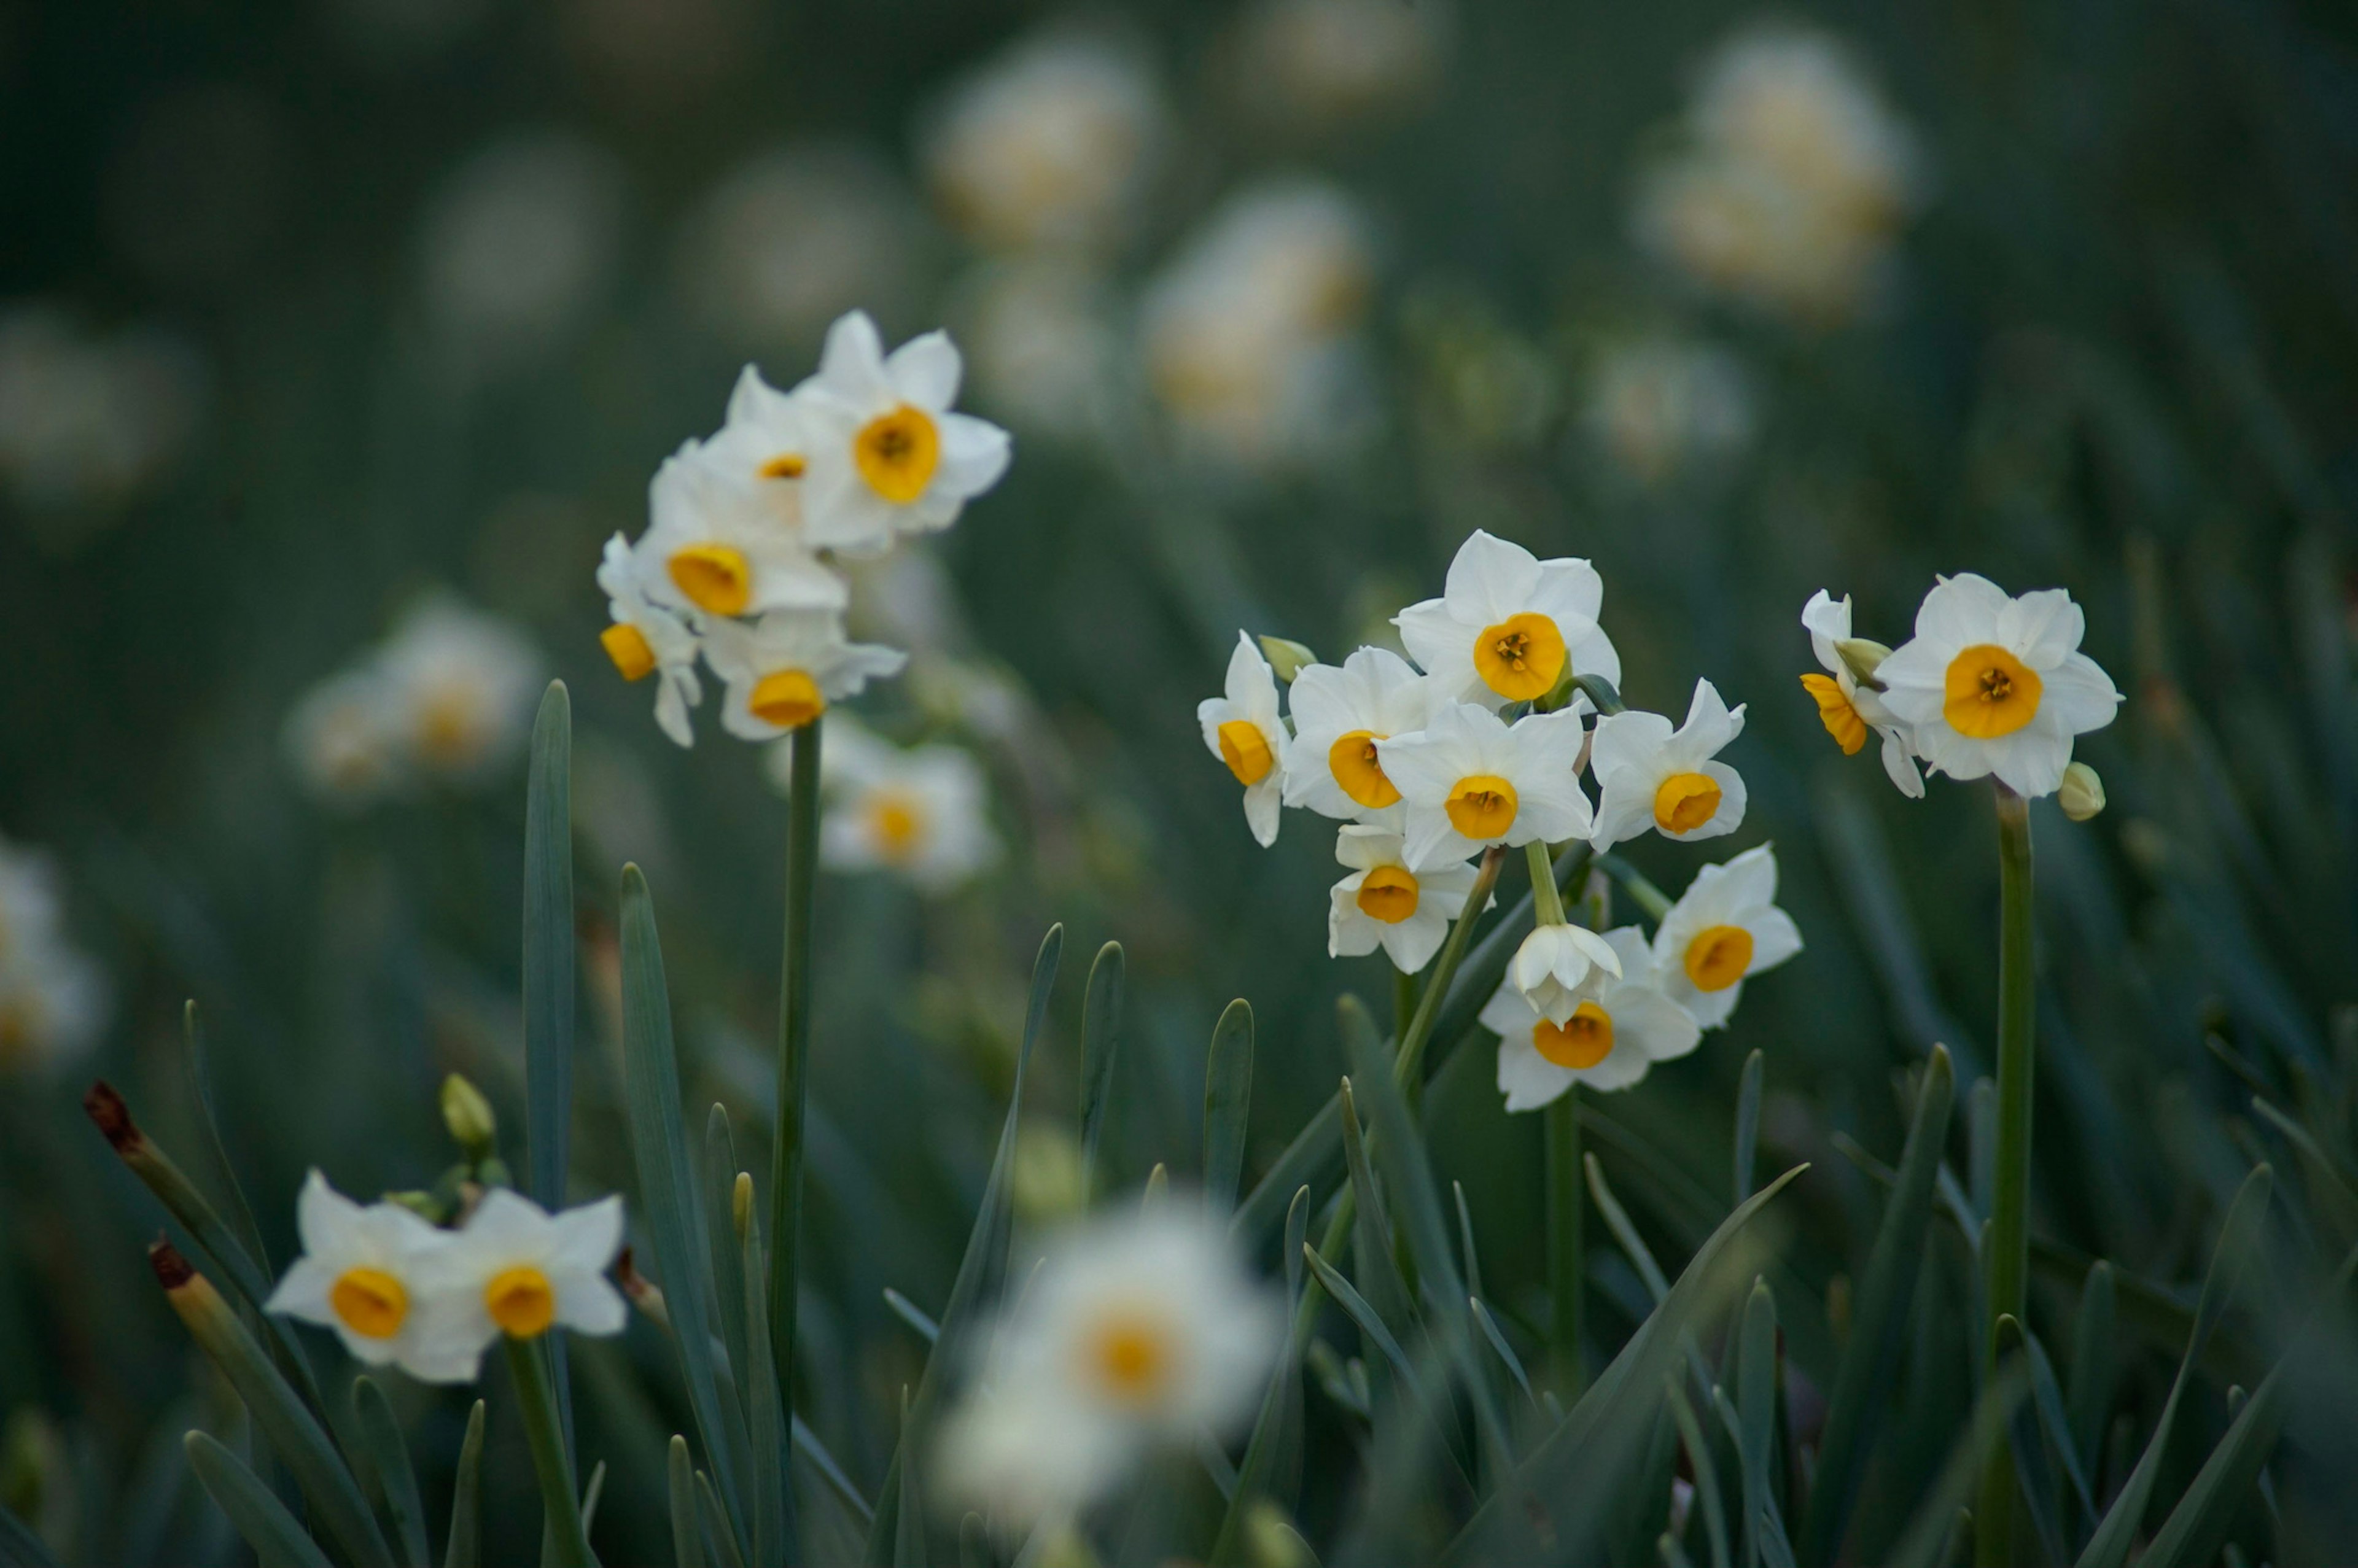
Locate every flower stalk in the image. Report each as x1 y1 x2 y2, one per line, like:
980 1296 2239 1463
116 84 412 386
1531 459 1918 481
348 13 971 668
1546 1087 1584 1396
1976 780 2036 1566
767 715 823 1446
507 1335 596 1568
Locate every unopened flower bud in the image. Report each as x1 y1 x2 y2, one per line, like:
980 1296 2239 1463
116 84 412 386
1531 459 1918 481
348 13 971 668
1256 635 1318 684
2059 762 2106 822
1835 637 1893 688
1011 1124 1086 1222
439 1074 498 1161
732 1171 753 1242
383 1189 445 1223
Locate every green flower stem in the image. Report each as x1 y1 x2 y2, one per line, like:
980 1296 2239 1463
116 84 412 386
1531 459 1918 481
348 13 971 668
766 716 822 1448
1526 840 1568 927
1546 1087 1584 1396
1594 852 1673 921
1394 846 1507 1093
1394 965 1418 1042
506 1336 595 1568
1976 782 2036 1567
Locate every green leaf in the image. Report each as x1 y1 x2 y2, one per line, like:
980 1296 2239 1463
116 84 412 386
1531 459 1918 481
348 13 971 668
1738 1281 1776 1568
1884 1367 2030 1568
1587 1152 1670 1304
181 1001 270 1287
184 1430 335 1568
2019 1325 2097 1534
1470 1296 1541 1413
523 685 578 1467
1452 1181 1485 1303
2075 1163 2273 1568
669 1437 704 1568
893 1391 927 1568
1799 1045 1953 1568
351 1377 429 1568
1337 1078 1414 1345
1665 1377 1732 1568
740 1210 790 1568
443 1401 484 1568
1079 941 1126 1200
1732 1049 1764 1209
2063 1261 2117 1481
618 864 751 1557
1204 999 1255 1213
1301 1243 1429 1411
704 1108 753 1446
790 1416 875 1526
1996 1316 2069 1568
698 1472 749 1568
1209 1186 1318 1568
0 1504 59 1568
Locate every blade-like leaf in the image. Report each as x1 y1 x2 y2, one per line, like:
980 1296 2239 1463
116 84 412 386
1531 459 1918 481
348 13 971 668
698 1472 749 1568
523 685 578 1463
0 1503 59 1568
181 1002 269 1283
184 1430 335 1568
1204 999 1255 1213
1079 941 1126 1200
443 1401 484 1568
669 1437 704 1568
1453 1181 1485 1303
741 1216 788 1568
2020 1326 2097 1533
1338 1078 1415 1344
1208 1186 1320 1568
1738 1281 1776 1568
1666 1377 1732 1568
2064 1260 2116 1480
1883 1367 2030 1568
1997 1316 2069 1568
1471 1296 1541 1413
893 1391 927 1568
1732 1049 1764 1210
704 1107 753 1443
352 1377 429 1568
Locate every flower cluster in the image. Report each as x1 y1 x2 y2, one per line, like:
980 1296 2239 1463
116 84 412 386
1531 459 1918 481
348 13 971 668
597 309 1010 746
284 594 544 807
0 833 106 1070
265 1170 625 1384
1799 575 2121 804
1196 529 1804 1108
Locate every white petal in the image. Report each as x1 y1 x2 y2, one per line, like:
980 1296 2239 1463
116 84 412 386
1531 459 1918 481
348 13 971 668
549 1195 625 1276
1379 906 1453 972
295 1169 360 1260
2040 654 2120 734
934 411 1011 496
265 1256 338 1322
1667 760 1746 843
1800 590 1851 669
1244 777 1282 847
1914 573 2010 650
554 1273 630 1337
816 310 892 408
1441 530 1542 624
1588 710 1672 780
1497 1033 1575 1112
1745 907 1804 974
1878 726 1926 797
1329 882 1381 958
1616 985 1703 1064
2004 588 2084 668
885 330 963 409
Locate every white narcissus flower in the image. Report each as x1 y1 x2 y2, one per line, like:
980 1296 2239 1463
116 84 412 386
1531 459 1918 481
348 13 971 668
936 1207 1282 1527
1395 531 1617 710
264 1171 480 1383
698 365 825 527
1283 646 1435 825
0 834 106 1071
1376 702 1592 866
702 611 906 742
1588 679 1750 853
632 440 846 622
802 715 1002 893
1799 589 1921 797
1483 928 1702 1109
597 533 704 748
1327 825 1487 974
375 596 545 782
1196 631 1288 847
790 311 1011 555
419 1189 627 1372
1509 922 1625 1027
1872 575 2121 799
283 668 403 807
1651 844 1804 1030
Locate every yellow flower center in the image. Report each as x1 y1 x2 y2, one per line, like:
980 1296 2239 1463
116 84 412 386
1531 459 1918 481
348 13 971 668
758 452 807 479
1218 720 1274 785
1653 771 1723 834
329 1267 409 1340
669 544 754 616
1942 644 2041 739
1684 925 1754 993
1355 864 1420 923
1532 1001 1614 1069
1328 729 1401 809
750 670 826 729
416 689 486 767
1086 1312 1174 1407
1444 774 1519 840
601 623 656 682
854 405 941 503
1799 672 1866 755
868 791 926 860
1471 612 1567 702
485 1265 557 1338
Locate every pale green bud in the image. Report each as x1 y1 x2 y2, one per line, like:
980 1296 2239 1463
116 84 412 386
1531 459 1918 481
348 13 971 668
1245 1502 1316 1568
439 1074 497 1160
1011 1123 1086 1222
2060 762 2106 822
1257 635 1318 684
1835 637 1893 688
732 1171 753 1242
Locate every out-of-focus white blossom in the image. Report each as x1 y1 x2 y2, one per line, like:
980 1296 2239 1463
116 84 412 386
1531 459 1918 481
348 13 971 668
598 533 705 748
952 259 1123 436
284 668 406 806
0 834 106 1070
264 1172 480 1383
417 132 625 364
0 306 203 519
1231 0 1447 132
629 435 844 617
1583 336 1754 483
790 715 1001 893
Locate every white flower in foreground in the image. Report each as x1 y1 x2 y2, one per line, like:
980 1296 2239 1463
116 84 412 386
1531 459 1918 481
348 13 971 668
283 668 403 806
0 835 106 1069
264 1172 477 1382
1484 928 1702 1108
702 610 906 741
1872 575 2121 798
632 440 845 621
1509 922 1625 1027
376 596 544 781
806 716 1001 893
937 1207 1281 1527
1588 680 1749 853
1395 531 1614 709
1197 631 1288 847
421 1189 627 1373
1651 844 1803 1030
1799 589 1921 797
1377 702 1592 865
597 533 704 748
1327 825 1486 974
1283 646 1435 824
790 311 1011 555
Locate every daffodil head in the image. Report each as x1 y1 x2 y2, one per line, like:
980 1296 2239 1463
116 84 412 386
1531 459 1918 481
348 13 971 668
1649 844 1804 1030
1587 678 1750 853
1196 631 1288 847
1509 922 1624 1025
1483 928 1702 1109
1375 701 1593 864
1326 824 1486 974
1393 532 1603 709
264 1171 482 1383
421 1189 627 1349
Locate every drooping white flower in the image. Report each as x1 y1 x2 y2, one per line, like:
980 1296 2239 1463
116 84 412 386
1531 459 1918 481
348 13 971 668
1197 631 1288 847
1509 922 1625 1027
1651 844 1804 1030
264 1171 479 1383
701 610 906 742
1872 575 2121 799
375 596 545 782
1327 825 1487 974
0 835 106 1070
283 667 405 806
1283 647 1436 825
1483 927 1703 1108
1394 532 1616 710
936 1206 1281 1527
417 1189 627 1375
1799 589 1921 797
631 438 845 621
790 311 1011 554
801 715 1001 893
1588 680 1749 853
597 533 704 748
1377 702 1592 865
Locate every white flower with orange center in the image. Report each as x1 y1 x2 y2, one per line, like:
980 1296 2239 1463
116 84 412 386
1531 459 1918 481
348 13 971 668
1651 844 1804 1030
631 439 846 623
701 610 907 742
1587 679 1750 853
790 311 1011 555
1283 646 1436 825
699 364 826 526
263 1171 478 1383
1509 921 1626 1027
375 596 545 782
806 715 1001 893
1326 825 1487 973
1196 631 1288 847
1799 589 1921 797
936 1207 1281 1527
596 532 704 748
0 834 105 1071
1376 701 1592 866
1395 531 1617 710
420 1189 627 1373
1872 574 2120 798
1482 927 1702 1109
